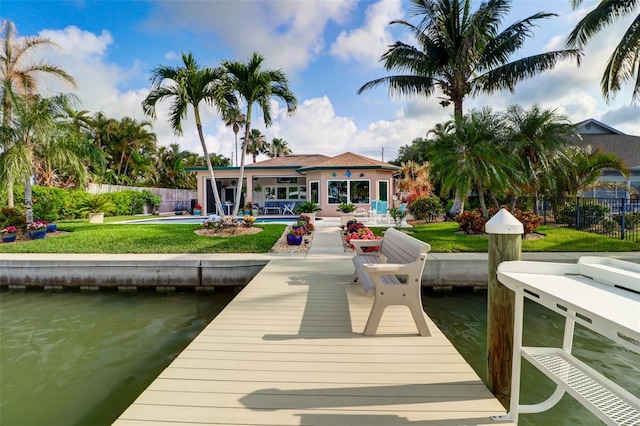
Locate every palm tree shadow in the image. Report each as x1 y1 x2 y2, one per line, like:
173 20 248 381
262 272 357 340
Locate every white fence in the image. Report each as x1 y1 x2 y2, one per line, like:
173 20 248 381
88 183 196 213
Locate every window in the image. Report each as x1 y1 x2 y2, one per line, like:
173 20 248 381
277 187 288 199
350 181 370 204
327 180 370 204
378 180 388 202
310 181 319 203
265 186 276 199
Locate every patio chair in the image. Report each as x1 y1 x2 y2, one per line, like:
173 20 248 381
282 203 296 215
264 201 281 215
373 200 389 223
353 207 371 223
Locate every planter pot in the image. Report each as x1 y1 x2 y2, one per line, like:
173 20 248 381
243 209 251 215
341 213 354 226
252 208 260 216
29 229 47 240
193 209 201 216
286 234 303 245
89 212 105 223
303 212 316 224
46 223 57 233
2 234 17 243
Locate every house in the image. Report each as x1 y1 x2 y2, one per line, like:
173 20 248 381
568 119 640 198
189 152 400 217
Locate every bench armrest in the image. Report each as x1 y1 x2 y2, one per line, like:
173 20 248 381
362 262 406 275
350 239 382 255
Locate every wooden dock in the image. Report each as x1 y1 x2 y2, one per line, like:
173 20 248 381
114 257 512 425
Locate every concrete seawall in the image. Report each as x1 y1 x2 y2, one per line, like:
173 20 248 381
1 252 638 291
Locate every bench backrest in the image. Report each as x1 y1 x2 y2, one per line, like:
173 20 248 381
380 227 431 264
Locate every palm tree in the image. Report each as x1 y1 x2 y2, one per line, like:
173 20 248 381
221 51 297 216
504 104 576 204
267 137 292 158
142 52 236 215
359 0 581 216
358 0 582 119
567 0 640 104
0 19 77 207
242 128 267 163
553 145 629 197
427 108 514 217
0 93 84 223
223 108 245 166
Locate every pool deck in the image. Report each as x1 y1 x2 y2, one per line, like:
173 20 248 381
112 221 516 425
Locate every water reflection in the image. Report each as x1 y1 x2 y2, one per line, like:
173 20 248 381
423 289 640 426
0 289 236 426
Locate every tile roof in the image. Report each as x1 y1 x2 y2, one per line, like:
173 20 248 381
566 134 640 168
246 154 331 168
298 152 399 171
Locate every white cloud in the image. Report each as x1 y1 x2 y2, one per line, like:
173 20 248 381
144 1 355 74
330 0 403 68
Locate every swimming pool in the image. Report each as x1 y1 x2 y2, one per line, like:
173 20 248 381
124 216 303 225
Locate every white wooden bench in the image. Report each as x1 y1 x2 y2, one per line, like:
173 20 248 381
350 227 432 336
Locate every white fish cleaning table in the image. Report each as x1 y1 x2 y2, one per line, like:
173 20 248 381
494 256 640 425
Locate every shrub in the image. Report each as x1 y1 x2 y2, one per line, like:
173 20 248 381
455 209 486 234
408 196 444 222
556 202 609 229
0 207 27 231
612 212 640 230
455 207 541 235
601 218 619 234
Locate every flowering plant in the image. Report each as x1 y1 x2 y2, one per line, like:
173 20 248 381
1 225 18 235
203 216 239 233
344 226 382 252
194 204 202 210
288 226 305 237
242 215 257 227
27 221 47 231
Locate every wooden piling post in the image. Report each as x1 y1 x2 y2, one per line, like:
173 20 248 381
485 209 523 408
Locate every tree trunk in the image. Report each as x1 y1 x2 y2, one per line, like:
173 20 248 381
25 175 33 224
193 107 224 215
232 108 251 217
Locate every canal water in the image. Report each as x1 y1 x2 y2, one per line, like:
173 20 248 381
423 289 640 426
1 288 638 425
0 289 236 426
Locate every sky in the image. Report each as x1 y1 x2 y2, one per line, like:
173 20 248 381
3 0 639 164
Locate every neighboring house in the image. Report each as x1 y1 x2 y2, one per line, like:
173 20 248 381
189 152 400 217
568 119 640 198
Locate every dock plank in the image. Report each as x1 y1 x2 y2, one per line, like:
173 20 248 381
114 258 512 425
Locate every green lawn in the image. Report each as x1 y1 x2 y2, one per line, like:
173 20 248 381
0 218 637 254
376 222 639 253
0 220 286 254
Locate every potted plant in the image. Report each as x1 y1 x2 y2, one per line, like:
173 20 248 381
1 225 19 243
78 194 115 223
294 201 321 224
193 204 202 216
26 221 47 240
286 226 305 245
243 201 253 216
337 202 357 225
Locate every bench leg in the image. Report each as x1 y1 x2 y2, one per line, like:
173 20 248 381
363 300 385 336
352 272 359 284
408 302 431 336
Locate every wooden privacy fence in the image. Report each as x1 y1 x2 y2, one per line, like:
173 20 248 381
88 183 196 213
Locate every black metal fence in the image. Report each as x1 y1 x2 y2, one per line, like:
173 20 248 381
517 197 639 242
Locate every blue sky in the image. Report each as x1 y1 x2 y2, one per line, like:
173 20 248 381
3 0 638 163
